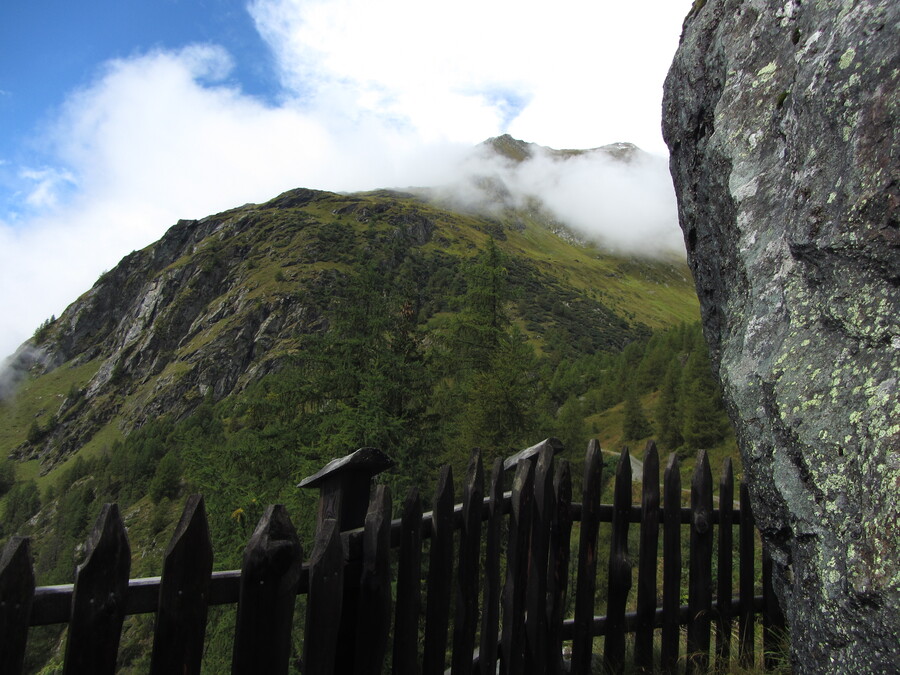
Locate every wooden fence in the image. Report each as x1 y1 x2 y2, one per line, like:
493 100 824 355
0 439 787 674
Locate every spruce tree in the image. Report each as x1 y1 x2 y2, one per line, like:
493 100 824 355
622 385 652 441
655 360 683 449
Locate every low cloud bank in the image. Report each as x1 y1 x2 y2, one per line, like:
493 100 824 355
0 345 46 402
432 141 684 257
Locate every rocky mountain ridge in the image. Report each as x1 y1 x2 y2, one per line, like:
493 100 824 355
3 180 698 475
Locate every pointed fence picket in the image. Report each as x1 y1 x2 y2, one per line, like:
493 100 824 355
604 446 633 674
64 503 131 675
423 465 454 674
150 493 212 675
0 537 33 673
1 438 785 674
392 488 422 675
303 516 343 675
716 458 735 668
634 441 660 674
478 457 504 675
451 450 483 675
662 452 682 673
571 439 603 675
546 458 572 675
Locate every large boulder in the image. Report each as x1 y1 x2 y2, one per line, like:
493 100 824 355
662 1 899 672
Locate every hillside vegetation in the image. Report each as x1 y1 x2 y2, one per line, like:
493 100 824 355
0 183 737 672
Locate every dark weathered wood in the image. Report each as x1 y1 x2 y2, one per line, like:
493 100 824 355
304 517 344 675
687 450 714 674
355 485 393 675
661 453 681 674
0 536 35 674
500 458 534 675
232 505 303 675
150 494 213 675
567 502 743 527
423 465 454 674
524 442 555 675
300 448 393 673
393 488 423 675
546 459 572 675
479 457 504 675
634 441 660 674
604 446 633 674
559 594 765 640
715 458 734 671
502 437 564 471
63 503 131 675
762 544 787 671
739 482 755 668
298 446 395 489
452 450 484 675
571 440 602 675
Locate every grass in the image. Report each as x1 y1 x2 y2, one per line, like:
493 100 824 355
580 623 792 674
0 357 102 453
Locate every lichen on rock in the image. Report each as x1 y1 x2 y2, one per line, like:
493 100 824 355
663 0 899 672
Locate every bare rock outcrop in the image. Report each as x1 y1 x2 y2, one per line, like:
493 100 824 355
663 1 898 672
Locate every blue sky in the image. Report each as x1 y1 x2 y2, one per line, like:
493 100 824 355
0 0 693 360
0 0 276 218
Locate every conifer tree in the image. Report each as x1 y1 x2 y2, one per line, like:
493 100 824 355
622 385 652 441
655 360 683 449
680 330 726 449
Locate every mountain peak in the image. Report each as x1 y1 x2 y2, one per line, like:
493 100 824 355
482 135 644 164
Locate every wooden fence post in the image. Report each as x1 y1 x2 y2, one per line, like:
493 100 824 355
661 453 681 674
546 459 572 675
451 450 484 675
63 503 131 675
150 494 213 675
715 459 734 671
298 447 394 673
634 441 660 674
687 450 714 674
231 505 303 675
393 488 423 675
571 439 603 675
525 442 556 675
423 465 454 674
304 517 344 675
479 457 505 675
763 543 787 670
739 482 755 668
0 536 35 675
354 485 393 675
604 446 633 674
500 458 534 675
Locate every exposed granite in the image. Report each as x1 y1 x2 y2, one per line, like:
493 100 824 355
663 1 899 672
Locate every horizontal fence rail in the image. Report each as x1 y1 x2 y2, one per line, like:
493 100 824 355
0 439 786 674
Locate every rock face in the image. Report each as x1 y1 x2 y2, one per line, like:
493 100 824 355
663 1 898 672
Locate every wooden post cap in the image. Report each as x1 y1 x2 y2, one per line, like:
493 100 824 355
502 438 564 472
297 447 395 489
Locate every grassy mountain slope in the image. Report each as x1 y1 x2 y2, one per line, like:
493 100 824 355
1 186 697 478
0 172 744 672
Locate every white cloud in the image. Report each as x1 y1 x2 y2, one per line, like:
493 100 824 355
0 1 693 360
250 0 693 152
434 143 683 256
20 167 77 209
0 44 470 359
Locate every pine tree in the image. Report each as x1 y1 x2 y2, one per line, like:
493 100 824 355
655 360 683 449
450 238 510 371
622 386 652 441
680 331 726 449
